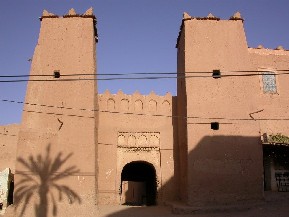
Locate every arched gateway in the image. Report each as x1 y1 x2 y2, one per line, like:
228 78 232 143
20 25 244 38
120 161 157 206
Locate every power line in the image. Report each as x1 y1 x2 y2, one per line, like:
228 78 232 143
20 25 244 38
0 99 174 119
1 70 289 83
2 98 289 122
0 131 162 149
1 99 96 112
0 132 17 137
23 109 95 119
0 76 176 82
1 69 288 78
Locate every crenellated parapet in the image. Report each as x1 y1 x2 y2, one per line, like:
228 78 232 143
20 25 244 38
41 7 95 19
98 90 173 116
181 11 243 22
176 12 244 48
248 45 289 55
40 8 98 42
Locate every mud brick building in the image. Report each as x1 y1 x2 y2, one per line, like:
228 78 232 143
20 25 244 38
1 8 289 216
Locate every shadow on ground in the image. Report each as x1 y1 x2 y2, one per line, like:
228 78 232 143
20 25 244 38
102 135 285 217
99 192 289 217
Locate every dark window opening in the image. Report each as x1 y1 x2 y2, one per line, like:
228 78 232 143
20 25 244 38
8 179 14 205
211 122 219 130
121 161 157 206
54 71 61 78
212 70 221 79
263 145 289 191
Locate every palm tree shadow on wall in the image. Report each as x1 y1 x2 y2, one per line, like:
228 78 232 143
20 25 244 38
15 144 81 217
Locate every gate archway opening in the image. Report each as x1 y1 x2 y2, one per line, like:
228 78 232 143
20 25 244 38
121 161 157 206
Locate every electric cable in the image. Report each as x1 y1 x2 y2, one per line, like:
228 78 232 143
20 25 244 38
0 69 288 78
1 98 289 122
0 70 289 83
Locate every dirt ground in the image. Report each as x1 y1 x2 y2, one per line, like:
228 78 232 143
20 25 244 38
98 192 289 217
2 192 289 217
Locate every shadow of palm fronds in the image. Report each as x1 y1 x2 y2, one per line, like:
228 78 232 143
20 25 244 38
15 144 81 217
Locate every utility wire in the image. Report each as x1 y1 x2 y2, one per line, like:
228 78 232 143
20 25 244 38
0 69 289 78
2 98 289 122
0 132 17 137
0 76 176 82
1 99 96 112
0 131 161 150
1 72 289 83
0 99 175 119
22 109 95 119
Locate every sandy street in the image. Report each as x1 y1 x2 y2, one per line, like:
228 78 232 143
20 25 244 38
2 192 289 217
98 192 289 217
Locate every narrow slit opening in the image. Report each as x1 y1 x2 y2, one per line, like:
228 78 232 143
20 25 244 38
211 122 219 130
54 71 60 78
212 70 221 79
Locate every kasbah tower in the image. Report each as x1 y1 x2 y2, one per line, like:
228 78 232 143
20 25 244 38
15 8 98 217
0 6 288 217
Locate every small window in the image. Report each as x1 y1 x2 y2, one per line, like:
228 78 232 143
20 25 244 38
262 72 276 93
212 70 221 79
54 70 61 78
211 122 219 130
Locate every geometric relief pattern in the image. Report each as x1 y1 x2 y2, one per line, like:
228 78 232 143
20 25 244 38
138 134 148 146
128 135 136 146
107 98 115 111
149 100 157 112
135 100 143 112
117 132 160 148
118 134 126 146
150 135 160 146
162 100 171 111
120 99 129 112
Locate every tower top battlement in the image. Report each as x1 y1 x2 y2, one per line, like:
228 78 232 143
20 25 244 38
41 7 95 19
40 8 98 42
176 12 244 48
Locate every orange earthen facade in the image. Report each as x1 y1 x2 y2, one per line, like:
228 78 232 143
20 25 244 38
1 9 289 216
176 12 289 207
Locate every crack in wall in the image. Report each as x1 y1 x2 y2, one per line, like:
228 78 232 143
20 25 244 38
57 118 64 131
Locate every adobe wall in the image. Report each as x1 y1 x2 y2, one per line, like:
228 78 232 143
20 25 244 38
248 48 289 192
248 48 289 136
97 90 177 204
0 124 19 173
176 27 188 202
177 13 264 207
15 9 98 217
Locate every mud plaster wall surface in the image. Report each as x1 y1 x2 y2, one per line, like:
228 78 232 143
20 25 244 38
248 48 289 136
0 124 19 173
15 16 97 217
178 18 289 206
97 91 176 204
176 26 188 202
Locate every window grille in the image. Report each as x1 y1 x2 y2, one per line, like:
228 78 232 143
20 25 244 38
262 72 277 93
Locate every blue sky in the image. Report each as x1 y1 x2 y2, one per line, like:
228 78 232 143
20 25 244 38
0 0 289 125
